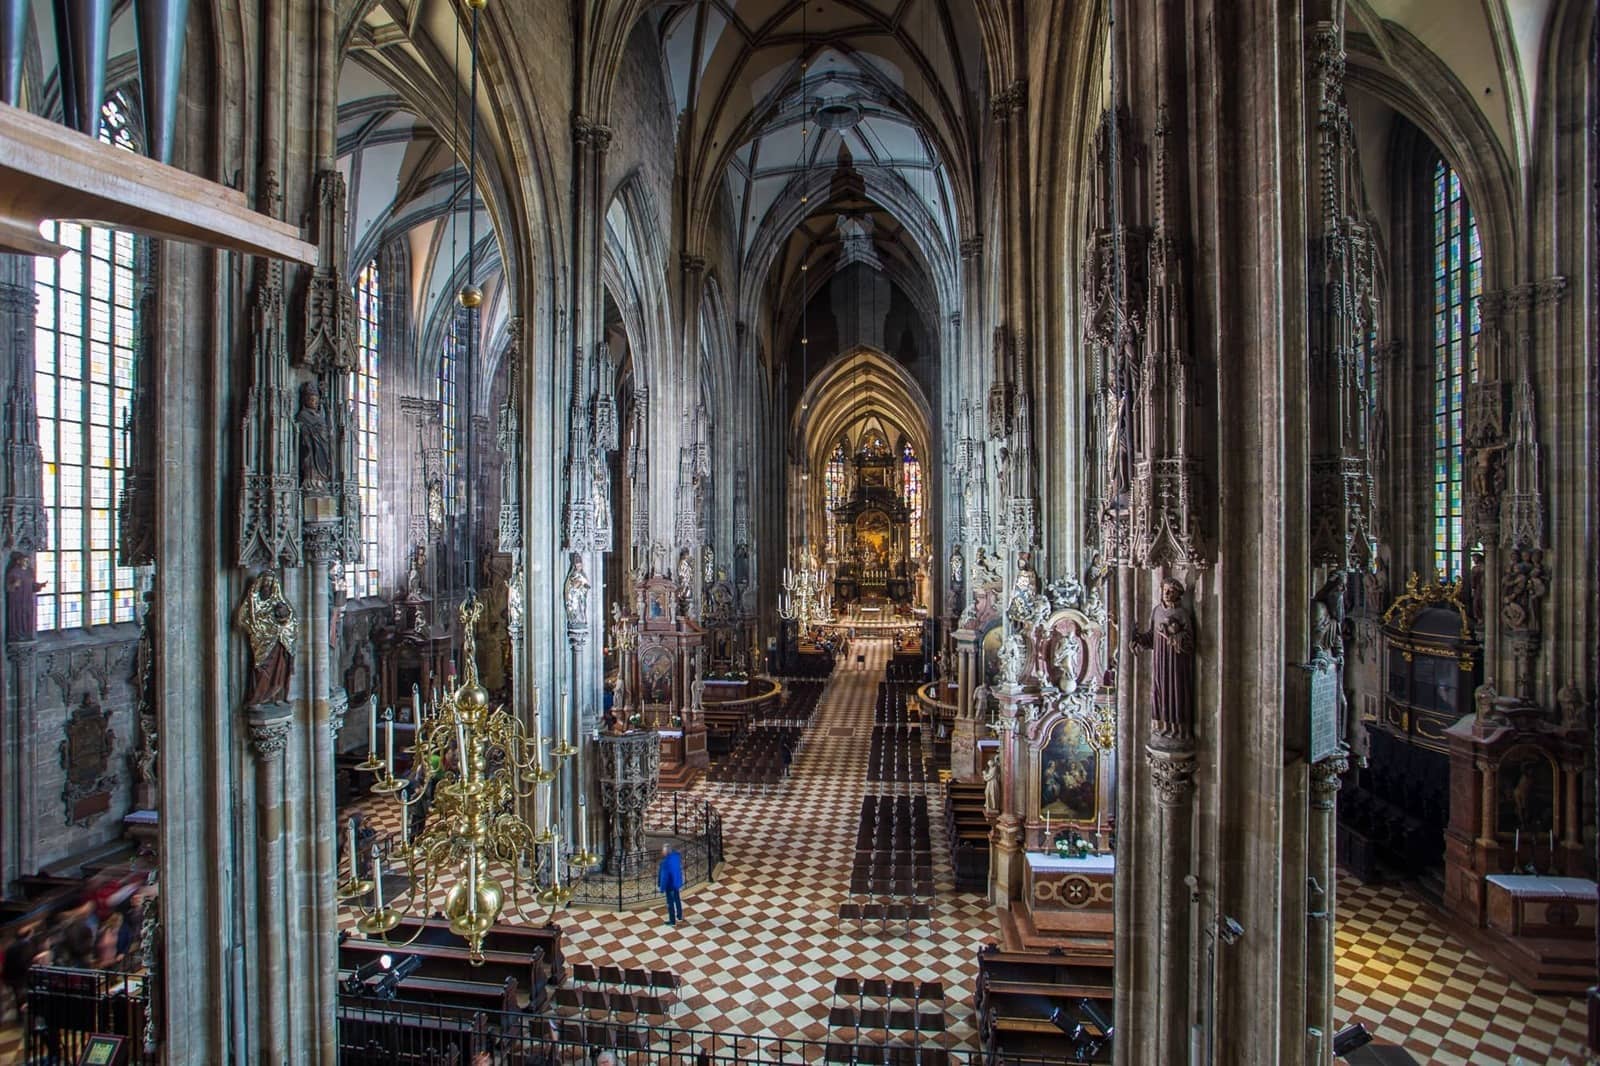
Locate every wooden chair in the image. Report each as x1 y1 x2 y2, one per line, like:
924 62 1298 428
570 962 597 984
834 976 860 1000
886 902 911 935
580 987 610 1019
909 902 933 933
634 994 667 1019
890 979 918 1003
624 965 650 991
918 1048 951 1066
598 963 625 986
888 1008 917 1032
828 1005 857 1029
552 986 582 1013
914 1011 946 1033
826 1042 855 1063
917 979 944 1003
837 902 862 931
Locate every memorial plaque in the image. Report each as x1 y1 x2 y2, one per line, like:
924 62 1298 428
1309 659 1340 763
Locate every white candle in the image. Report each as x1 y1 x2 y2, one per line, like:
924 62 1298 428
372 845 385 911
384 711 395 777
561 688 570 746
347 818 358 879
531 687 544 770
368 696 377 756
1513 829 1520 857
412 684 421 724
455 713 468 776
401 802 410 847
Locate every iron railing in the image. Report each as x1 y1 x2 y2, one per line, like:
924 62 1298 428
24 964 156 1065
565 797 724 909
336 995 1088 1065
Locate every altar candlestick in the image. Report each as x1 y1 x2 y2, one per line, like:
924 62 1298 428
412 684 421 724
1513 828 1520 861
384 711 395 778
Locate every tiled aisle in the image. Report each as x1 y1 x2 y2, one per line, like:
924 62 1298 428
542 639 999 1046
1334 877 1592 1064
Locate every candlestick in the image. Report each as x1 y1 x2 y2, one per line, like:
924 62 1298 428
384 711 395 778
412 684 421 724
561 688 570 746
401 802 410 847
347 818 358 878
372 845 385 911
532 686 544 770
1513 828 1520 860
367 696 377 756
455 713 468 776
1044 812 1051 845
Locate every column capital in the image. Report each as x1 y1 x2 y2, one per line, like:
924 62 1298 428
959 235 984 259
247 704 294 759
1146 745 1196 807
0 280 33 312
1309 751 1350 810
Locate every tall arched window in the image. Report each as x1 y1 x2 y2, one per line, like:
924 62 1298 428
1430 158 1481 580
349 260 382 596
825 439 847 553
33 95 141 631
902 440 923 558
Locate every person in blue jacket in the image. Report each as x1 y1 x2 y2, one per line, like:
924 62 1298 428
657 845 684 926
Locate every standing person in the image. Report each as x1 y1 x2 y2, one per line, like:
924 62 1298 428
2 921 38 1021
656 845 684 927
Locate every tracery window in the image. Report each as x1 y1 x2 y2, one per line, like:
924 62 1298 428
824 440 847 554
902 440 923 558
32 96 140 631
1430 158 1481 581
349 260 382 597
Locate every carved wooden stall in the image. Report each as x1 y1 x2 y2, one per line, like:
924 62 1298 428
630 574 709 787
1338 575 1479 882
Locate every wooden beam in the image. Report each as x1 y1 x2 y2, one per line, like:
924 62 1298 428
0 101 319 265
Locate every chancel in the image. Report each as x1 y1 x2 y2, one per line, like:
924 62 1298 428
0 1 1593 1065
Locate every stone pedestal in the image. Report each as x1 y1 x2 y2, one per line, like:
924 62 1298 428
246 702 293 1066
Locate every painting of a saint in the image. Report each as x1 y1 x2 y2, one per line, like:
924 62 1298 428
1496 746 1554 833
642 648 673 705
1039 718 1098 823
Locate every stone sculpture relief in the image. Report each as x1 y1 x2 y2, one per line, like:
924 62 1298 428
296 381 336 494
563 553 591 632
1133 577 1195 743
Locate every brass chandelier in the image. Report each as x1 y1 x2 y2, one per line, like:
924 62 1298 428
336 0 597 963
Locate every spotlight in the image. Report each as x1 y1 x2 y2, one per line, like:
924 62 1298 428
1218 915 1244 945
1332 1023 1372 1057
341 952 394 994
372 954 422 999
1077 997 1113 1038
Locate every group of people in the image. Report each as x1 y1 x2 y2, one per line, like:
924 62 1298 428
1 871 151 1021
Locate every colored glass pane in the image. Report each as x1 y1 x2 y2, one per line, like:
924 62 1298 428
349 260 382 597
1430 157 1482 580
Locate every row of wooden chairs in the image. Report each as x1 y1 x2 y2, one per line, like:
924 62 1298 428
848 876 936 898
825 1044 954 1065
833 976 945 1004
567 962 681 995
827 1005 948 1034
550 986 676 1020
836 900 935 934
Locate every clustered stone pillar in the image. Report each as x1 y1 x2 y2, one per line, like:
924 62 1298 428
950 628 980 780
988 683 1035 907
247 704 293 1066
1306 752 1348 1054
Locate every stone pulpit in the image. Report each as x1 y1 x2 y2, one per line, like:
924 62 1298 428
597 730 661 874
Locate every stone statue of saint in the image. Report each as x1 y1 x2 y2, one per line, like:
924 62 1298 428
1310 571 1345 662
675 549 694 609
1052 629 1084 694
296 381 336 494
972 546 1002 591
1467 551 1486 623
983 756 1001 814
406 543 427 599
1030 622 1054 685
6 553 44 642
997 632 1026 687
1133 577 1196 742
506 562 524 633
563 553 590 629
949 546 964 591
1556 684 1586 733
1500 547 1548 632
237 572 297 706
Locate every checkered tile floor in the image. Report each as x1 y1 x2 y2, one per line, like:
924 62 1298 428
1334 876 1592 1063
341 639 1000 1050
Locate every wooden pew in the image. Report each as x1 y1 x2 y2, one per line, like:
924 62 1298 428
977 948 1114 1062
387 916 564 987
342 968 518 1015
340 938 544 1011
337 1002 489 1065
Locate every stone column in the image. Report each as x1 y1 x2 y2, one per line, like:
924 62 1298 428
4 642 37 884
1307 754 1348 1059
247 704 293 1066
951 629 979 779
988 684 1035 907
1148 745 1196 1064
300 536 339 1063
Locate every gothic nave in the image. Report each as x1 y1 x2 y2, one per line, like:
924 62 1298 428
0 1 1594 1065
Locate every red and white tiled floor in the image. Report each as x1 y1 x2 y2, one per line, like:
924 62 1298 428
3 641 1593 1063
1334 876 1592 1064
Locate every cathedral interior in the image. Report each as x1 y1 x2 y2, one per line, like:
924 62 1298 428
0 0 1594 1064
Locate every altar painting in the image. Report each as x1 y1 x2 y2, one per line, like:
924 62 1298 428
640 647 674 705
1040 717 1097 823
1496 745 1555 833
855 510 892 567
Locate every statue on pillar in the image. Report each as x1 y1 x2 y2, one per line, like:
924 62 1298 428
564 553 591 630
983 756 1001 814
1133 577 1196 743
6 552 44 642
237 572 297 707
296 381 336 494
997 633 1026 688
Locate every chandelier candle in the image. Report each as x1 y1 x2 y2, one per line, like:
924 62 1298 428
372 845 385 912
368 695 377 755
384 710 395 778
412 683 421 724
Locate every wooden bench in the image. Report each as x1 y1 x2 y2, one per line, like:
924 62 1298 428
342 968 518 1015
340 939 545 1011
977 948 1114 1062
388 916 564 986
337 1002 493 1065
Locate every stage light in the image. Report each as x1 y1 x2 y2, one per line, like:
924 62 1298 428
1332 1023 1373 1057
372 954 422 999
1218 915 1244 945
341 952 395 994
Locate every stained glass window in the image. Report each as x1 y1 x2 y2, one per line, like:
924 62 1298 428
33 96 140 632
1430 158 1481 580
902 440 923 558
349 261 382 597
824 440 847 555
